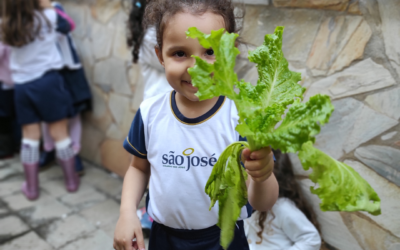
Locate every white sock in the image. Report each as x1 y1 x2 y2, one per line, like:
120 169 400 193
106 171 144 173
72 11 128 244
55 138 74 160
21 139 40 164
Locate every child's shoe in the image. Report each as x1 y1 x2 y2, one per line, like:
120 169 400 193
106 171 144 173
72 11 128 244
22 162 39 200
58 157 80 192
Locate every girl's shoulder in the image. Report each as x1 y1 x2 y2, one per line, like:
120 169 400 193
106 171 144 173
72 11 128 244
40 8 57 23
272 198 299 215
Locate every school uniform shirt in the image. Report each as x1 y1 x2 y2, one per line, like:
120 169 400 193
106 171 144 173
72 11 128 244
139 27 173 100
52 2 82 70
244 198 321 250
0 42 13 86
123 91 251 230
9 9 65 84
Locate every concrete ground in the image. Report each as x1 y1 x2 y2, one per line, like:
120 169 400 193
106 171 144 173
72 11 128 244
0 156 149 249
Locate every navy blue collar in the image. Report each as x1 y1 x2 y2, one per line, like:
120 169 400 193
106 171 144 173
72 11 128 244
170 91 226 125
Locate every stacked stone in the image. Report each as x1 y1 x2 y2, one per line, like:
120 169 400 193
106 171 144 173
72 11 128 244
236 0 400 249
60 0 400 249
60 0 140 177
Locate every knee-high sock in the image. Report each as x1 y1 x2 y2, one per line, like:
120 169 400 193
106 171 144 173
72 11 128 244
41 123 55 152
68 115 82 154
55 138 74 160
21 138 40 164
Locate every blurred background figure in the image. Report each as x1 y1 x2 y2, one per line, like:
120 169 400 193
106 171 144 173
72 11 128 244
127 0 172 100
124 0 173 237
39 1 92 176
245 149 322 250
0 42 19 159
1 0 79 200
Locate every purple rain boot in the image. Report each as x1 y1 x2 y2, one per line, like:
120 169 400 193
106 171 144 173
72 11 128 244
22 163 39 200
58 157 80 192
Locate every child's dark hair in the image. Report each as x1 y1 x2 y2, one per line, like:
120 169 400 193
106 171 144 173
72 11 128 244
143 0 243 51
256 149 321 244
126 0 147 63
0 0 51 47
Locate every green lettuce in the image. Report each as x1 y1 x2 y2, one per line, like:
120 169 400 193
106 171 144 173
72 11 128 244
186 26 381 249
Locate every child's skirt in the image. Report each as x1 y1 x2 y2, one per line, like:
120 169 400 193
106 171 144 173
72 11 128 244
148 220 250 250
0 83 15 118
14 71 74 125
59 67 92 114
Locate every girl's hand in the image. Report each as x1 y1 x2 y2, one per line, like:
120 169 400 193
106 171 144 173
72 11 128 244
40 0 53 8
113 212 146 250
242 147 274 183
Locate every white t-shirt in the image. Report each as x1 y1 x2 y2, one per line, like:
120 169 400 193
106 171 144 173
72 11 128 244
244 198 321 250
9 9 63 84
123 91 251 229
139 27 172 100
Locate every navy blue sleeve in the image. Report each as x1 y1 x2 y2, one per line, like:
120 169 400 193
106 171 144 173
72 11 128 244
54 7 72 34
123 109 147 159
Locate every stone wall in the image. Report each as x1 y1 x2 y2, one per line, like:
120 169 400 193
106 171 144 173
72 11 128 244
236 0 400 249
60 0 400 249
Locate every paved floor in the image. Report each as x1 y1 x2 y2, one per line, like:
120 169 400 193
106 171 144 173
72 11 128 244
0 156 149 249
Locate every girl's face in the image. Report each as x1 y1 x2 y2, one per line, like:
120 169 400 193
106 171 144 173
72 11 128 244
156 11 226 102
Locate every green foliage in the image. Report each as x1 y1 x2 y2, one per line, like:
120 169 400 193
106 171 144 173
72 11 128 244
187 26 381 249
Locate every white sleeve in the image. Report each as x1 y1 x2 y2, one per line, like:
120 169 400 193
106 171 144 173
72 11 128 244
139 27 165 72
277 200 321 250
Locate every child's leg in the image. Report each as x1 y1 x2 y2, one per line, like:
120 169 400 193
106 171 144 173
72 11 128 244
68 115 82 154
41 123 55 152
49 119 79 192
39 123 56 168
21 123 41 200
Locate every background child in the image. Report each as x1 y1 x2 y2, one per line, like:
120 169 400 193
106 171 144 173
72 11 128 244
244 150 322 250
126 0 173 237
39 1 92 175
113 1 278 250
127 0 172 101
1 0 79 200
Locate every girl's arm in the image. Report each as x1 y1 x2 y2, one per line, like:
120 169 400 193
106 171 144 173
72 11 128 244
119 156 150 214
243 147 279 212
114 156 150 250
54 8 75 34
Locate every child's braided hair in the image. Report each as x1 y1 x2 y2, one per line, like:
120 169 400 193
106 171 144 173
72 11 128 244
126 0 243 61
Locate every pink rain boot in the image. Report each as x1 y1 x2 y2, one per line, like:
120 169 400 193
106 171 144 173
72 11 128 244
22 163 39 200
58 157 80 192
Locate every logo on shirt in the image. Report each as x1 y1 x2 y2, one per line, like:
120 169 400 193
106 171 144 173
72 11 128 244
162 148 217 171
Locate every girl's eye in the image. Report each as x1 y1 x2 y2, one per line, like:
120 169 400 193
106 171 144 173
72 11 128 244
206 49 214 56
174 51 186 57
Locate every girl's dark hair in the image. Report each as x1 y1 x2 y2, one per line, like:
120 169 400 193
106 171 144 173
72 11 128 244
143 0 243 51
256 149 321 244
1 0 51 47
126 0 147 63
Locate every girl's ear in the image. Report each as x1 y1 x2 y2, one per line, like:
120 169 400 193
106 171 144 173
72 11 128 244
155 46 165 68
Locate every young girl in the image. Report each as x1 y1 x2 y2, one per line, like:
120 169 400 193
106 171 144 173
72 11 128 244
1 0 79 200
113 1 278 250
39 1 92 175
244 150 322 250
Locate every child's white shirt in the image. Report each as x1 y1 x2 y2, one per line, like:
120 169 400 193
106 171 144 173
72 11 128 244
9 9 63 84
124 91 251 229
244 198 321 250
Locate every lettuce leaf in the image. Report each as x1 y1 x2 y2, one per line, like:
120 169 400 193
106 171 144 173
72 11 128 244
205 142 249 248
187 26 381 249
299 142 381 215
